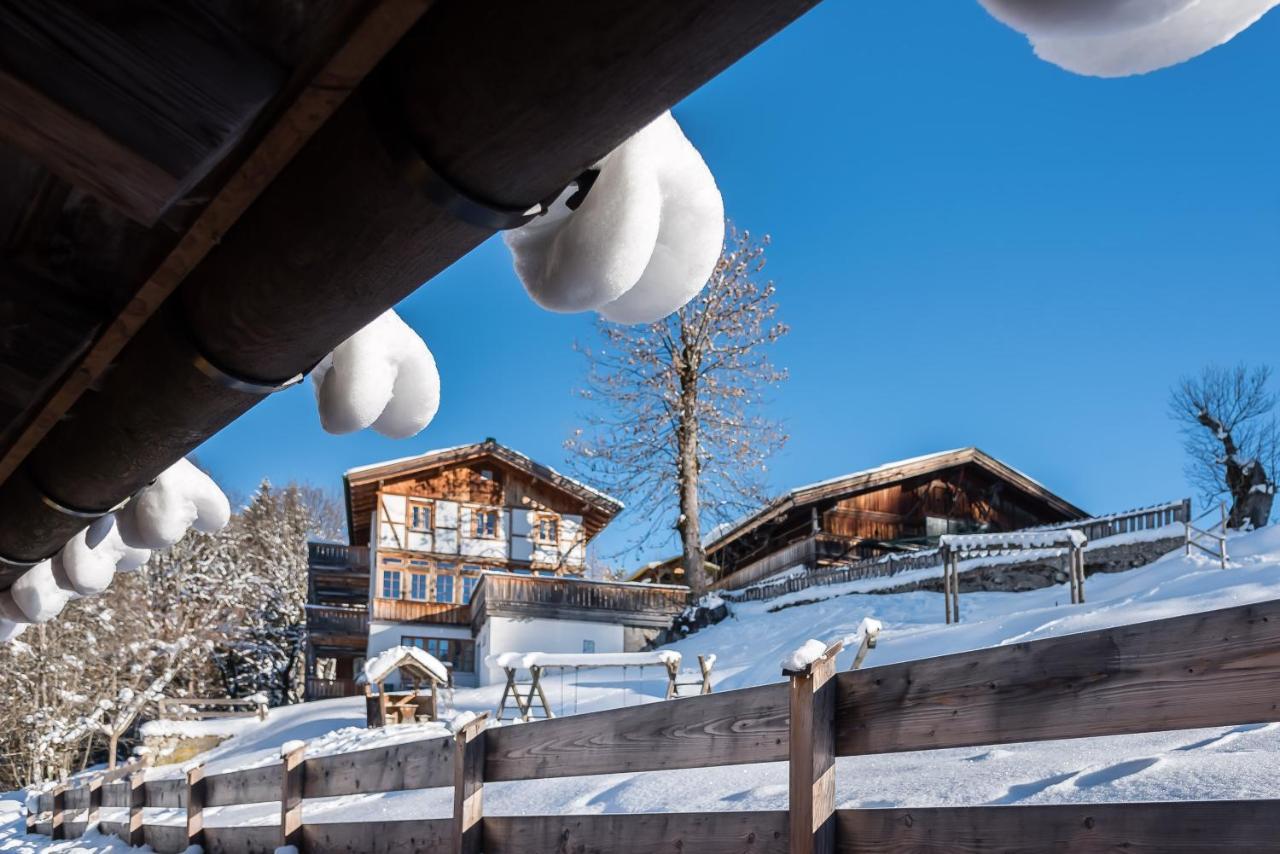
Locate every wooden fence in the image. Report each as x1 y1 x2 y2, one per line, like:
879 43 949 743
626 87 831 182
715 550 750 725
27 596 1280 852
721 499 1194 605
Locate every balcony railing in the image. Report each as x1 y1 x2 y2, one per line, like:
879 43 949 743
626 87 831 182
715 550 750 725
306 604 369 638
472 572 689 629
308 542 370 571
305 677 360 700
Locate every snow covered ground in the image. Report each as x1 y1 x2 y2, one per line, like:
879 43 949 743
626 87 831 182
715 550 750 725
8 526 1280 848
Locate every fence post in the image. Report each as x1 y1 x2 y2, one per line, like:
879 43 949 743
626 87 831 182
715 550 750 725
786 639 842 854
1220 501 1229 569
85 778 101 838
126 768 146 847
281 742 306 850
24 792 36 834
452 713 489 854
941 547 952 624
50 785 65 839
186 762 206 849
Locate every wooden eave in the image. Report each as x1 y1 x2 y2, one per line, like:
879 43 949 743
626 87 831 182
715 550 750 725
706 448 1087 557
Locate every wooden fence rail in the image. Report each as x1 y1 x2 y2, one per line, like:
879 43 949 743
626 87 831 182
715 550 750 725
26 597 1280 852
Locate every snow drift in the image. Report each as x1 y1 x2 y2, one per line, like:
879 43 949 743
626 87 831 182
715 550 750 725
311 309 440 439
979 0 1279 77
504 111 724 324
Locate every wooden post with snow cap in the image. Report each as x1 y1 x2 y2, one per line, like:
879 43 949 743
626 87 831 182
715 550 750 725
186 761 206 849
452 712 489 854
784 638 843 854
281 740 306 850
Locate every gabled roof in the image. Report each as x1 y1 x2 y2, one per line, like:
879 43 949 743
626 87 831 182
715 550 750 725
344 439 623 546
704 447 1086 556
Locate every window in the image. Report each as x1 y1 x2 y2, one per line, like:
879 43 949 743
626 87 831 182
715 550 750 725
582 640 595 654
381 569 402 599
435 574 455 604
315 657 337 680
473 509 498 538
535 516 559 544
480 468 494 481
403 636 477 673
409 572 429 601
409 501 431 532
461 575 480 604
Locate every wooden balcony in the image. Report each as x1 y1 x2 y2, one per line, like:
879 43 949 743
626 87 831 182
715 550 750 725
305 677 360 700
472 573 689 630
306 605 368 650
370 598 471 625
308 542 370 571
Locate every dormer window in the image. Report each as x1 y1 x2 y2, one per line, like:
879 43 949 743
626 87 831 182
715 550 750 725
480 468 494 481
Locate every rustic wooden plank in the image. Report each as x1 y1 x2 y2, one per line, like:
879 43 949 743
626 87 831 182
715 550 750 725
186 763 205 848
836 599 1280 757
145 823 192 854
484 812 789 853
62 785 89 810
98 820 127 838
835 801 1280 852
788 642 841 854
204 764 282 807
63 820 89 839
281 742 305 849
303 733 453 798
303 819 452 853
204 825 285 854
146 777 187 808
486 682 789 782
101 780 129 808
50 785 65 839
452 714 488 854
127 770 146 846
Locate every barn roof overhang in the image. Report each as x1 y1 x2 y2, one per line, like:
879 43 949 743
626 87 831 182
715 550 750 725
0 0 822 588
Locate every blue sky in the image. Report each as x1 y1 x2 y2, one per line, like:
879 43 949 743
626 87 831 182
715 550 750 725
198 3 1280 564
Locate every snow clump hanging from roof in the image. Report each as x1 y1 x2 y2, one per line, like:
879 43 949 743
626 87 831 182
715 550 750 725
504 111 725 324
311 309 440 439
0 457 230 638
979 0 1278 77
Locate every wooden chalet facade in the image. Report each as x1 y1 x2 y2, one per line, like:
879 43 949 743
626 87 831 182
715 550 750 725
306 440 687 695
633 448 1086 591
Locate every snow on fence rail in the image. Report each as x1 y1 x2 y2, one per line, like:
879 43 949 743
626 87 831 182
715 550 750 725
721 499 1193 605
25 597 1280 852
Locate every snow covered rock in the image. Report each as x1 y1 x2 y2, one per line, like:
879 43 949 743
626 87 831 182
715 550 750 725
979 0 1279 77
117 458 231 550
59 514 151 596
311 309 440 439
504 111 724 323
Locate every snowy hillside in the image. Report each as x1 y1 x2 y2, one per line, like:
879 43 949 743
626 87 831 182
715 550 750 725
8 527 1280 849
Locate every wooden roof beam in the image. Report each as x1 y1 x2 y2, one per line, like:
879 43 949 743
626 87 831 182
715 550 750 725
0 0 821 579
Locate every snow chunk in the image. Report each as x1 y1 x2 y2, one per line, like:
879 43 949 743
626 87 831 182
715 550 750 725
781 638 829 673
9 559 74 622
941 530 1086 550
280 740 306 757
0 617 28 642
980 0 1279 77
363 645 448 685
843 617 883 651
486 650 681 670
117 458 230 550
311 309 440 439
59 514 151 596
505 111 724 323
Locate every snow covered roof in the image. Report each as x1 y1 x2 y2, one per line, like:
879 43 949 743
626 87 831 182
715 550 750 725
361 645 448 686
702 447 1087 554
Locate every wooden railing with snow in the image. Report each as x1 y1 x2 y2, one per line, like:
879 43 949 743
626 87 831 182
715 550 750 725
721 499 1194 605
27 596 1280 852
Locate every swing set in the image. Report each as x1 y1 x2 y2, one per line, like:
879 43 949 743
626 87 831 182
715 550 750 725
488 650 716 721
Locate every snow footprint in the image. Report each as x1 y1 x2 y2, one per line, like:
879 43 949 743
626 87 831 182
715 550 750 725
986 771 1079 805
1072 757 1161 789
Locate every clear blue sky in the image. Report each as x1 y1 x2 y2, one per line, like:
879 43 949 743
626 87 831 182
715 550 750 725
197 3 1280 564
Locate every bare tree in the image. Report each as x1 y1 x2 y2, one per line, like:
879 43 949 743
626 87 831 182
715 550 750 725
1170 363 1278 529
567 226 788 594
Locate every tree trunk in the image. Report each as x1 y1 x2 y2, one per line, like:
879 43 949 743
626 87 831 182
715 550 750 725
1226 456 1274 529
676 356 707 595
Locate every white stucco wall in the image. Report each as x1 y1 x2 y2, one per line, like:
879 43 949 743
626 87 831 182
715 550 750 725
366 620 474 688
476 616 624 686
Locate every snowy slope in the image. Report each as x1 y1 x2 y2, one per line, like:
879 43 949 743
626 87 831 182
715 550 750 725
8 527 1280 848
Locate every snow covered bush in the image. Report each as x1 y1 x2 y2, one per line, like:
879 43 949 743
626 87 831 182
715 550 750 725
505 111 724 323
979 0 1279 77
311 308 440 439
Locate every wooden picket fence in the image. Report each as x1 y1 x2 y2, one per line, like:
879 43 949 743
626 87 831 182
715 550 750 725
28 595 1280 852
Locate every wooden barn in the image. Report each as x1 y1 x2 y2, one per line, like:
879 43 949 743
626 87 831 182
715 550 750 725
633 447 1086 590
